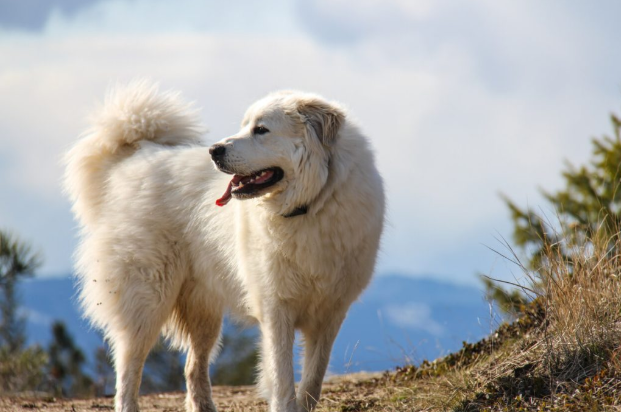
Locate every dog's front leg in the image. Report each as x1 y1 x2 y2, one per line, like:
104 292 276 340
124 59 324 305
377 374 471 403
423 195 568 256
297 310 347 411
259 310 297 412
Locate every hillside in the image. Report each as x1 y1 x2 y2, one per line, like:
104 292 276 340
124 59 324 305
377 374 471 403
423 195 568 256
4 297 620 411
10 232 621 411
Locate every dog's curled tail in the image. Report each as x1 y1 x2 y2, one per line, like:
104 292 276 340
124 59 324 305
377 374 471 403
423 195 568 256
64 80 204 227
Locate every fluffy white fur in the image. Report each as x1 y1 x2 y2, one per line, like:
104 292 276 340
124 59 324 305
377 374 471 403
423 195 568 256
64 80 385 412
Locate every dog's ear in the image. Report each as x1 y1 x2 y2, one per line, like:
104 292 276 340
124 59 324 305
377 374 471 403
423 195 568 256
298 98 345 147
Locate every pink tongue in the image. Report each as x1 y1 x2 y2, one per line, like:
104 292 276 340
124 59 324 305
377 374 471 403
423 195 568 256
215 175 243 207
215 181 233 206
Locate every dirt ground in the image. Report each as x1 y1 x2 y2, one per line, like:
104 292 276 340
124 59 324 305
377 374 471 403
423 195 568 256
1 386 263 412
0 373 383 412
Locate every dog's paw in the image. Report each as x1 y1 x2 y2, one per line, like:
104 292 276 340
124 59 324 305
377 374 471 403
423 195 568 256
186 398 217 412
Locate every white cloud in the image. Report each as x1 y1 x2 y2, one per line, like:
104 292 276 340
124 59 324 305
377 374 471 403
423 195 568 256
18 307 54 326
0 0 620 281
383 302 444 336
41 0 298 37
295 0 438 44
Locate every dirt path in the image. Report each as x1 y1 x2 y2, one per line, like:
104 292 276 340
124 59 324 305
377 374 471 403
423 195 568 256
0 373 383 412
1 386 262 412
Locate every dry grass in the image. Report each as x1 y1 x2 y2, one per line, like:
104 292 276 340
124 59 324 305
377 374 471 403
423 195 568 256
381 225 621 411
537 232 621 388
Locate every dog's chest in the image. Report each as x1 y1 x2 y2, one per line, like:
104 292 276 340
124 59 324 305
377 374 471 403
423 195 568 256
239 218 352 302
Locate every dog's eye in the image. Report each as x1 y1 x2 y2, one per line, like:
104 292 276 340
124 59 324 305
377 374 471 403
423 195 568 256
253 126 270 135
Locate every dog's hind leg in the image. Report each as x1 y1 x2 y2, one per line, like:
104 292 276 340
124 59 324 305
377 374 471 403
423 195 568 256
106 267 184 412
184 343 219 412
296 309 347 412
113 330 161 412
172 283 223 412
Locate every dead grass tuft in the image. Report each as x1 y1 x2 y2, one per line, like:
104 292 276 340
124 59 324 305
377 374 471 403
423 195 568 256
350 224 621 411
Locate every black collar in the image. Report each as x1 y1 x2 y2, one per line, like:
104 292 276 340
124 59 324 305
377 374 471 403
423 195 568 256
282 205 308 218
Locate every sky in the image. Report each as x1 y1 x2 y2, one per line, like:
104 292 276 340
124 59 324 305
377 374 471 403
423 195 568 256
1 0 621 286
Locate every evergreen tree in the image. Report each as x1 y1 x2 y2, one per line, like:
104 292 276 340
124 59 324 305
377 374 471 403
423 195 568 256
47 321 94 397
0 344 47 393
487 111 621 313
94 344 114 397
0 230 41 353
505 112 621 269
0 230 46 393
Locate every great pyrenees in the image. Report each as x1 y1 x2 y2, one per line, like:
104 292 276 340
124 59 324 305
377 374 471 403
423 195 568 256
64 81 385 412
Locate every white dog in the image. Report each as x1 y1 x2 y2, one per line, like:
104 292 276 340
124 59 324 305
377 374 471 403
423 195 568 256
64 81 385 412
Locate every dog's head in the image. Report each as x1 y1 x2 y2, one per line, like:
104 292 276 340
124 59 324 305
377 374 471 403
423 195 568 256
211 91 345 216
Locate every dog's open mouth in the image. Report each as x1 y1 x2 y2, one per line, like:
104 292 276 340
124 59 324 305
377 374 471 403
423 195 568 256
216 167 284 206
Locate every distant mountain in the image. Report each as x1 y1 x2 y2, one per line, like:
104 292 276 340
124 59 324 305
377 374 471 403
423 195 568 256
19 277 102 361
18 274 500 376
330 275 499 374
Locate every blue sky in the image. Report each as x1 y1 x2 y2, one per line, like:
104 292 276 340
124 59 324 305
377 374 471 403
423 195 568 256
1 0 621 286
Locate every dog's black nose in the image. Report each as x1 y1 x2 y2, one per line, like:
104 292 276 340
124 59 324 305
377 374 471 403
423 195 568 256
209 144 226 159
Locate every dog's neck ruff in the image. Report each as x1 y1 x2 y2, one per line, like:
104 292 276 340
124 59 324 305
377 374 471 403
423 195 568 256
281 153 334 219
282 205 308 218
